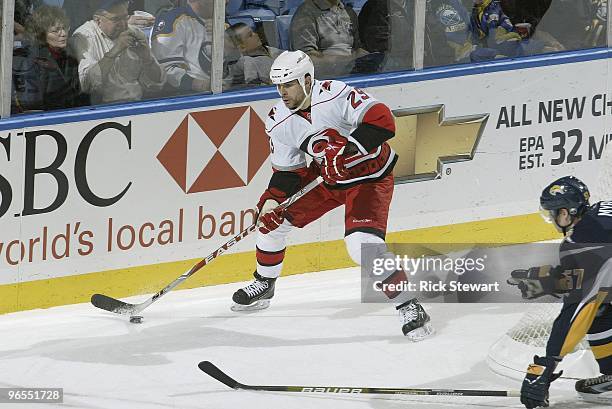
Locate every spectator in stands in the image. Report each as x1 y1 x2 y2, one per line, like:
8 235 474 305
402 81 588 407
63 0 156 34
151 0 232 94
144 0 177 17
471 0 524 58
62 0 102 34
499 0 550 30
12 5 88 113
71 0 165 104
472 0 563 58
426 0 475 64
290 0 371 76
227 22 283 85
357 0 459 69
223 25 244 88
151 0 212 93
511 0 605 50
584 0 607 47
14 0 42 40
358 0 414 71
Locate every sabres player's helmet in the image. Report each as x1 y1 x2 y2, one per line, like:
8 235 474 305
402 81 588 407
540 176 591 223
270 50 314 98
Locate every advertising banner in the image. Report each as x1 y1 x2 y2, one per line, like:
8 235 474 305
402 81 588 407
0 57 610 312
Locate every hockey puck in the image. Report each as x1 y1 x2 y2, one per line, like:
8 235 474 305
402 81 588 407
129 316 143 324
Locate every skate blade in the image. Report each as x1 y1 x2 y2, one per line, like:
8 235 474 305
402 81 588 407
230 299 271 312
405 323 435 342
578 392 612 404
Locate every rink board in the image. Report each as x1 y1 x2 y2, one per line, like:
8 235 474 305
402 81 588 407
0 52 609 313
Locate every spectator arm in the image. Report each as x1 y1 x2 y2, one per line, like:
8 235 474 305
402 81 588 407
97 52 120 81
151 31 189 89
138 55 166 91
71 33 108 94
290 11 320 55
141 58 164 83
133 29 165 87
533 29 565 51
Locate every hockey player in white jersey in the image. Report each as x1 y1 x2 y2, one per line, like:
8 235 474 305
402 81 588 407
231 50 434 340
509 176 612 407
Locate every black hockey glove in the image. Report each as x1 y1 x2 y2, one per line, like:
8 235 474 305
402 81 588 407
521 355 562 408
507 265 565 299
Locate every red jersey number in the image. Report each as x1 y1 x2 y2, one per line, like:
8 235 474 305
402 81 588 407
347 88 370 109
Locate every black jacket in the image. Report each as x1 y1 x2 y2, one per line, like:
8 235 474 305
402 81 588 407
358 0 455 69
12 43 89 113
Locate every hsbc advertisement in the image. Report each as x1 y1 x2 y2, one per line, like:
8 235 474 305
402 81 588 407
0 57 611 285
0 106 275 285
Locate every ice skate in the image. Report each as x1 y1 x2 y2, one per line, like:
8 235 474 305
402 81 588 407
396 298 434 341
575 374 612 404
231 272 276 312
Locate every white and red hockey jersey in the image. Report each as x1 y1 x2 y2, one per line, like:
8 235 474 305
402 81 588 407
265 79 397 189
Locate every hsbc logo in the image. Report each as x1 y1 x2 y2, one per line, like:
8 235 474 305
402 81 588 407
157 107 269 193
0 122 132 219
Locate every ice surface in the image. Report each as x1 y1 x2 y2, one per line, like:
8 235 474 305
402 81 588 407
0 267 602 408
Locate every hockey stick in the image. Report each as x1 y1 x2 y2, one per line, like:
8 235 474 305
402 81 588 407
198 361 521 398
91 177 323 317
487 356 582 381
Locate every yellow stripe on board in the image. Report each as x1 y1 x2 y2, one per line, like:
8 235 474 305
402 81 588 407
0 213 559 314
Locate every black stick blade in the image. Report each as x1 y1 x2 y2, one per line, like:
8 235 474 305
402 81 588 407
198 361 242 389
91 294 136 315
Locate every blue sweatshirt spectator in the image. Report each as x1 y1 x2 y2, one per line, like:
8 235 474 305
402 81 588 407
471 0 523 57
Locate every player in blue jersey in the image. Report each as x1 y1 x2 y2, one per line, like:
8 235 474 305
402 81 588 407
509 176 612 407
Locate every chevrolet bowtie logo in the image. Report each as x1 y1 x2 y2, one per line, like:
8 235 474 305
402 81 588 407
390 105 488 182
157 107 269 193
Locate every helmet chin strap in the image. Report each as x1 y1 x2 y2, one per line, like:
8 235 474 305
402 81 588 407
290 76 313 112
555 215 577 235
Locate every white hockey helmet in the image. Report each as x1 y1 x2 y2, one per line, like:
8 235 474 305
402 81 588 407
269 50 314 97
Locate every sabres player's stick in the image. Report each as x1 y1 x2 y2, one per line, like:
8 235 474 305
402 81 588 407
91 177 323 320
198 361 521 398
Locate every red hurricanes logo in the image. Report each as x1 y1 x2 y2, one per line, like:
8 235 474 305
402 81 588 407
320 81 332 93
157 107 269 193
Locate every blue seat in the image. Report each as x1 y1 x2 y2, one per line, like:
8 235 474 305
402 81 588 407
245 0 285 15
343 0 367 14
275 14 293 50
233 7 277 22
227 15 257 30
283 0 302 14
226 0 244 16
42 0 64 6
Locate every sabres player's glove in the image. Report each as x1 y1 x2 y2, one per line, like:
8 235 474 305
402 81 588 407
507 265 565 299
521 355 562 408
302 128 349 185
256 187 286 234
